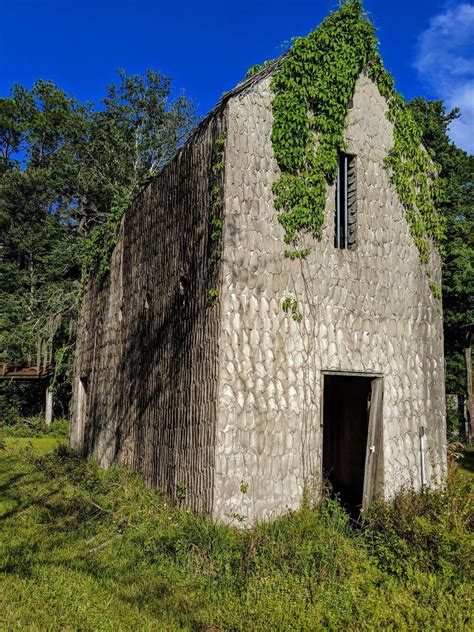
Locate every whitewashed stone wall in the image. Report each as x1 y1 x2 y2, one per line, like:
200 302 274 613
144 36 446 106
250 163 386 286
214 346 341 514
214 72 447 524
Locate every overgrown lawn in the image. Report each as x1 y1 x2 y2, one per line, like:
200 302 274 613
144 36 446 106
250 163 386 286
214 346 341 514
0 439 472 630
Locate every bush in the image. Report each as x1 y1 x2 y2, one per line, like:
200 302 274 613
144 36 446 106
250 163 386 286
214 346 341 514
363 466 473 582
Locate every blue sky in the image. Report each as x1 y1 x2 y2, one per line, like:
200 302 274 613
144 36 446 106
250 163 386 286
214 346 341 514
1 0 473 152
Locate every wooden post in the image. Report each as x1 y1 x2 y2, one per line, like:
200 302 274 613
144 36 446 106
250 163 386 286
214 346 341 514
465 326 473 445
45 384 53 426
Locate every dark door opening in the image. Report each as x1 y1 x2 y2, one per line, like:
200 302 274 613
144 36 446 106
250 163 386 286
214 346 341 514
323 374 378 517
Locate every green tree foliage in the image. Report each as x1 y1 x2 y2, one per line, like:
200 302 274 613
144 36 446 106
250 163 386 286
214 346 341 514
0 82 84 418
0 71 196 418
408 99 474 411
80 69 196 275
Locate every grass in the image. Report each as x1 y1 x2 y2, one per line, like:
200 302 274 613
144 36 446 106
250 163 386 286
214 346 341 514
0 416 69 439
0 436 472 631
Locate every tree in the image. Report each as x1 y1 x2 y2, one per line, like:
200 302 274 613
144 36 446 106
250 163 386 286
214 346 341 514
79 69 196 275
408 98 474 436
0 70 196 420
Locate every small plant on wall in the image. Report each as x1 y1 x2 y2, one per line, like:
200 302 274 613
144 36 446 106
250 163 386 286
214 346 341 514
282 297 303 322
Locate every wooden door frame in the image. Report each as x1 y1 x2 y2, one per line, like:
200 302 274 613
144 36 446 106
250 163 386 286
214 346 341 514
362 376 384 511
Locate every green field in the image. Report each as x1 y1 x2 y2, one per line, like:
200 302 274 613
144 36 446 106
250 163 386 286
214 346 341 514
1 436 472 631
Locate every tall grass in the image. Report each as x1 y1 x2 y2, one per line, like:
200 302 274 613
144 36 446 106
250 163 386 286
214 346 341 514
1 441 472 630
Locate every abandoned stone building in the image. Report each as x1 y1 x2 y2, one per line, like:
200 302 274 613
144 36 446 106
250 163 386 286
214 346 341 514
71 16 447 524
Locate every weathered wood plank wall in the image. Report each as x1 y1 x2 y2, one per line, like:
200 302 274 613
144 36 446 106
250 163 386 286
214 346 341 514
72 107 227 514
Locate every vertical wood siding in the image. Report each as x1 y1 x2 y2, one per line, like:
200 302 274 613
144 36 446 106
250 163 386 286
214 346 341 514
72 108 227 514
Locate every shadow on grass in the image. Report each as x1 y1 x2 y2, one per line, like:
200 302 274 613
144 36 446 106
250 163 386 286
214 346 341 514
0 488 60 521
0 471 28 495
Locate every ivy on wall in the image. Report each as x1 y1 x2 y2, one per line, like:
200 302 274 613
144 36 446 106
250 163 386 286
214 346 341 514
270 0 445 294
207 133 226 302
83 194 133 282
245 59 275 80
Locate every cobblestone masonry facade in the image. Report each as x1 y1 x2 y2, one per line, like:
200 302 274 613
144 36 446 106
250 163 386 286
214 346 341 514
214 72 446 523
72 69 446 524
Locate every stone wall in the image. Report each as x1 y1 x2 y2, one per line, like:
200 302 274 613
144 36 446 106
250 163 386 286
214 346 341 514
214 72 446 524
71 108 227 514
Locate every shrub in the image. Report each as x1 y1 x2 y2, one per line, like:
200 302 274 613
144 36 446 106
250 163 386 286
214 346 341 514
363 466 473 581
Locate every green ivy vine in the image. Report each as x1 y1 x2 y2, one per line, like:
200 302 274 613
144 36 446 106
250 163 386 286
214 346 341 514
207 133 226 303
83 192 133 283
270 0 445 294
245 59 275 80
209 134 226 251
282 297 303 322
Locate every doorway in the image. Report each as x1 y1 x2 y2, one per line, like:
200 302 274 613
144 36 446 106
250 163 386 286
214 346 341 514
322 373 383 516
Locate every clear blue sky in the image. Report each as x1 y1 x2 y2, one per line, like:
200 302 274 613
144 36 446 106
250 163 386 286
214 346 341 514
1 0 472 151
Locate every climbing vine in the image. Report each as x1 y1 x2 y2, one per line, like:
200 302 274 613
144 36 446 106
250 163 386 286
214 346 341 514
83 193 133 282
270 0 445 293
209 135 226 250
245 59 275 80
207 133 226 303
368 56 446 265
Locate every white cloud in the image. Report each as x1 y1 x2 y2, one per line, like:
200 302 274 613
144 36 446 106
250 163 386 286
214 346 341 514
415 3 474 153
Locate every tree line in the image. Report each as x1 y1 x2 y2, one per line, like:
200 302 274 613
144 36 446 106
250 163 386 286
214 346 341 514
0 70 196 418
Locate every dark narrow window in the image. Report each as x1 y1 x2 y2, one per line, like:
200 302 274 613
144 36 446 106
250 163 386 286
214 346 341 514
335 152 357 249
